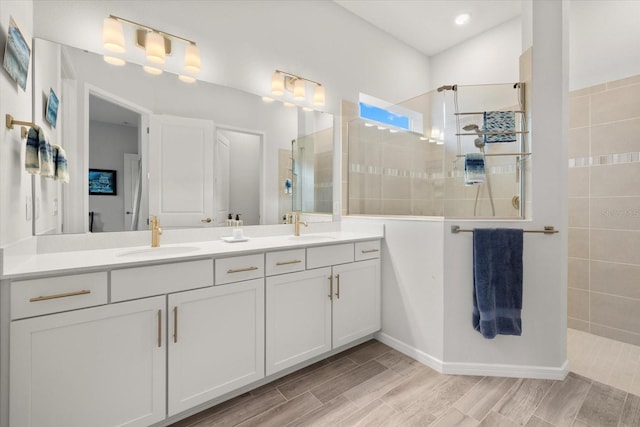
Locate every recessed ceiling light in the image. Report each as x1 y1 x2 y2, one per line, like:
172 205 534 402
455 13 471 26
261 96 275 103
364 122 375 127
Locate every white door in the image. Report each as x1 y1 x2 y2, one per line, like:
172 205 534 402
10 296 166 427
332 259 381 348
123 153 140 230
214 132 230 226
149 115 214 227
167 279 264 416
266 268 332 376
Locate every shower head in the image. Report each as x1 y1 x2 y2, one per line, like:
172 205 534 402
474 138 485 150
463 124 479 132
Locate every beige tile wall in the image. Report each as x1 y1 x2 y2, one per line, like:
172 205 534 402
568 74 640 346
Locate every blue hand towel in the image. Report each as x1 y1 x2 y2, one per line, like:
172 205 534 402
472 228 523 339
483 111 516 143
52 145 69 183
25 127 40 174
464 153 485 185
38 128 55 178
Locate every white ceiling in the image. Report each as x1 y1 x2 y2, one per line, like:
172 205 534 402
334 0 522 56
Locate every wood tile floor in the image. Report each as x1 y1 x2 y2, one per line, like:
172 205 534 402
171 339 640 427
568 328 640 396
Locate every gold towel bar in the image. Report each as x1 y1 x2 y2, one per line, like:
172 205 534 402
6 114 39 138
451 225 558 234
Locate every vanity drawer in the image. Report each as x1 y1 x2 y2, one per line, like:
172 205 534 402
266 249 306 276
355 240 381 261
215 253 264 285
11 272 108 320
306 243 354 269
111 259 213 302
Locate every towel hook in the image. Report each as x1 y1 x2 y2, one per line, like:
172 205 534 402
6 114 38 138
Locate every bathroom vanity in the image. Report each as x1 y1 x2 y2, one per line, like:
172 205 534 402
0 225 382 427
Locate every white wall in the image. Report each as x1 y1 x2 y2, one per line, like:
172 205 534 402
0 1 33 246
569 0 640 90
429 17 522 90
88 121 138 232
222 130 261 226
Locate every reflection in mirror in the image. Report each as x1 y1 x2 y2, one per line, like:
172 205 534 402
31 38 334 235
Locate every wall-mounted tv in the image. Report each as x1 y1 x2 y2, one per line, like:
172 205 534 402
89 169 117 195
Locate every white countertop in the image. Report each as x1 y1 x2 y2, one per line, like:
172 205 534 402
2 231 383 280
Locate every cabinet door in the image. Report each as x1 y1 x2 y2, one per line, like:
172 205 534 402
332 259 381 348
167 279 264 416
266 268 332 376
10 296 166 427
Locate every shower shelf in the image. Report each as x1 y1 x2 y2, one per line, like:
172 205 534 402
455 152 531 158
456 130 528 136
455 110 525 116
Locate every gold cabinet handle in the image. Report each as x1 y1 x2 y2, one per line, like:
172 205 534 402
227 266 259 274
361 249 379 254
335 274 340 299
275 260 302 266
328 275 333 300
29 289 91 302
201 218 212 223
157 309 162 348
173 306 178 343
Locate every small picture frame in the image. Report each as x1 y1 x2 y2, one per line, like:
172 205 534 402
89 169 117 195
2 17 31 91
45 88 59 128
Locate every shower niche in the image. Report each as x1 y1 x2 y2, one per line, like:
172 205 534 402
344 82 529 219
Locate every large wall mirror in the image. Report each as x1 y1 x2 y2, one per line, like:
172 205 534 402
31 38 333 235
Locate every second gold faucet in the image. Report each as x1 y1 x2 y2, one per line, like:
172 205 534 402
150 215 162 247
294 212 308 236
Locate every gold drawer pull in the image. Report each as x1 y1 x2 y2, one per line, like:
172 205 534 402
275 260 302 266
173 306 178 343
361 249 379 254
30 289 91 302
227 266 259 274
157 309 162 348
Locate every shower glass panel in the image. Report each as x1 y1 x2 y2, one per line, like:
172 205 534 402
345 83 528 219
292 126 333 214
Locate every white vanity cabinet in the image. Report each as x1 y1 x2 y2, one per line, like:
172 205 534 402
10 296 166 427
265 241 381 375
167 278 264 416
265 267 332 375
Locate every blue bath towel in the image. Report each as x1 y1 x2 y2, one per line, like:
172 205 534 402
38 128 55 178
25 127 40 174
464 153 485 185
472 228 523 339
483 111 516 143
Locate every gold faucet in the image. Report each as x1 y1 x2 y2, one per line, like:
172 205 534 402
294 212 308 236
150 215 162 247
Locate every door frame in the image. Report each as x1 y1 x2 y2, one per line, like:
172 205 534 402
82 84 151 232
215 125 266 225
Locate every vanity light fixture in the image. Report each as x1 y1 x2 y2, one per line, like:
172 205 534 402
102 15 201 82
270 70 325 107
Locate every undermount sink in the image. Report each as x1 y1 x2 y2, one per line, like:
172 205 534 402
117 246 201 258
288 234 337 242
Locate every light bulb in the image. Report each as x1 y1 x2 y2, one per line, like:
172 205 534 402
271 71 284 96
143 65 163 75
103 55 125 66
184 44 201 74
179 74 196 83
145 31 166 65
293 78 306 100
313 84 325 106
103 17 125 53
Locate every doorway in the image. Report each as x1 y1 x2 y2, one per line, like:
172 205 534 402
216 128 263 226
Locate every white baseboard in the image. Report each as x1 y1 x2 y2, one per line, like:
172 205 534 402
375 332 569 380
